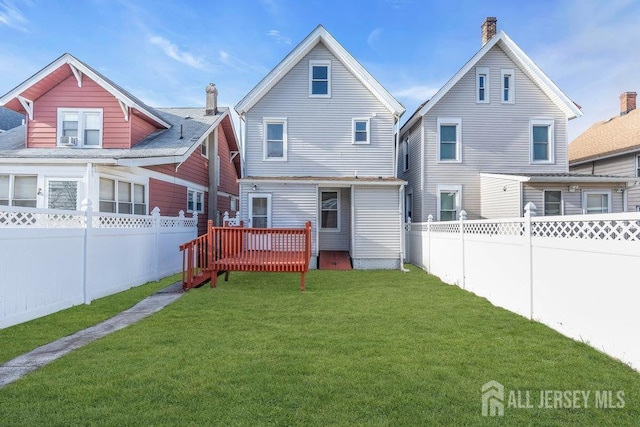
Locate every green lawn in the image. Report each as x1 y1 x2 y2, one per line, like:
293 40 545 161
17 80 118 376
1 266 638 425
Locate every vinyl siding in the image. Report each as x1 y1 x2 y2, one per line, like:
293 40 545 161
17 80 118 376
218 121 240 199
570 153 640 211
480 175 521 218
523 182 625 215
239 183 318 256
398 120 424 221
352 186 401 260
146 144 209 188
244 42 395 178
131 114 159 146
318 188 350 251
149 177 208 234
422 45 569 220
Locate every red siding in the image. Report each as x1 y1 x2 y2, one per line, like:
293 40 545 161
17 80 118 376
218 120 240 198
131 113 159 146
147 145 209 188
149 178 208 235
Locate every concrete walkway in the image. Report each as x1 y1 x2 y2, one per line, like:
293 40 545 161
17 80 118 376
0 282 184 389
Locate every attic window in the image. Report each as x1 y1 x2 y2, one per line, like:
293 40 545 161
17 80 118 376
476 67 490 103
309 60 331 97
57 108 103 148
501 69 515 103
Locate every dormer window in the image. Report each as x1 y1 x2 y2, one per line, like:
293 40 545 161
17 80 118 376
57 108 103 148
501 69 515 103
476 67 490 103
309 60 331 97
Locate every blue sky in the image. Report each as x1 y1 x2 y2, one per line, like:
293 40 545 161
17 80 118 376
1 0 638 141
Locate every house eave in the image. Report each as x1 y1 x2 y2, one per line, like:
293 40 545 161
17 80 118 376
0 156 117 165
239 176 407 187
569 146 640 167
480 172 635 183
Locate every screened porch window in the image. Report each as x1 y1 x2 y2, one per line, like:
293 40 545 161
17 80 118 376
0 174 37 207
99 177 146 214
543 190 562 216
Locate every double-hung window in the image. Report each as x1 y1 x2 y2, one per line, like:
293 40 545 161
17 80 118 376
402 138 409 171
437 117 462 162
263 118 287 160
583 191 611 214
353 118 370 144
405 191 413 222
0 174 37 207
543 190 562 216
57 108 103 147
320 190 339 231
476 67 490 103
501 69 515 103
437 185 462 221
636 155 640 178
531 119 554 163
187 189 204 213
309 60 331 97
99 177 146 214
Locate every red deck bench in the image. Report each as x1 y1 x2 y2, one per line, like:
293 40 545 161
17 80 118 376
181 220 312 291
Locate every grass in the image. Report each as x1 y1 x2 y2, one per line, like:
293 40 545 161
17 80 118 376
1 266 639 425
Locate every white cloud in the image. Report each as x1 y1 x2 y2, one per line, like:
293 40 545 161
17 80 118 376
393 85 439 102
367 28 383 50
218 50 267 74
149 36 211 70
267 30 291 45
0 0 27 32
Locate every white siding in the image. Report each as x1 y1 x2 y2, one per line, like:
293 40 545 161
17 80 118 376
421 45 569 220
398 120 424 221
318 187 350 251
244 43 395 178
523 182 625 215
352 186 401 264
480 175 521 218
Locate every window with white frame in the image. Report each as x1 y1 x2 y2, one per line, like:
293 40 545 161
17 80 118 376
263 119 287 160
57 108 103 147
476 67 490 103
320 190 339 230
501 69 514 103
201 139 208 158
99 177 146 214
402 138 409 171
405 191 413 222
531 119 554 163
353 118 370 144
309 60 331 97
216 155 221 187
437 185 461 221
230 196 238 212
543 190 562 216
437 117 462 162
0 174 37 207
636 155 640 177
583 190 611 214
187 189 204 213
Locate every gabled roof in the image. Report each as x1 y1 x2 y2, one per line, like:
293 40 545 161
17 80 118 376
569 108 640 165
235 25 405 116
0 53 170 129
0 107 24 131
400 31 583 135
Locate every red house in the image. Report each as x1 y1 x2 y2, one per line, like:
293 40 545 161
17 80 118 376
0 53 241 233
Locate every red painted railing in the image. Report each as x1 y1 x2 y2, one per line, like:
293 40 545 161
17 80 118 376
180 220 312 291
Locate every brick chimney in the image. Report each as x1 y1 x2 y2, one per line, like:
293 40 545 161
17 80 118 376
205 83 218 116
481 17 497 46
620 91 637 116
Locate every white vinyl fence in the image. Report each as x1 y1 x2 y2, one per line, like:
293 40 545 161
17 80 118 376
405 203 640 370
0 202 197 329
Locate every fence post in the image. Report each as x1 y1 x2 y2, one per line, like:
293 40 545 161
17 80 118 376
80 199 93 304
459 210 467 289
152 207 161 281
426 214 433 272
524 202 537 320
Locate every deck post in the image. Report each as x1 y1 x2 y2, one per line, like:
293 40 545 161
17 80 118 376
207 220 215 287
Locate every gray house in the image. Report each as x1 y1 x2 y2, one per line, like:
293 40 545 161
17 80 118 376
569 92 640 212
235 25 406 269
399 18 631 221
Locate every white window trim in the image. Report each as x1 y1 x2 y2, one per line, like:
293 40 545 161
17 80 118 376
476 67 490 104
309 60 331 98
45 177 82 210
98 175 148 215
436 184 462 221
530 118 555 164
187 188 205 214
248 193 272 228
263 118 288 161
200 139 208 158
0 173 38 208
352 118 370 145
405 189 413 222
542 189 563 216
402 138 409 171
57 108 103 148
501 69 515 104
636 154 640 178
437 117 462 163
320 189 341 232
582 190 612 215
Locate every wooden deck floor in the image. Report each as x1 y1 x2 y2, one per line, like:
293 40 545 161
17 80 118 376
319 251 352 270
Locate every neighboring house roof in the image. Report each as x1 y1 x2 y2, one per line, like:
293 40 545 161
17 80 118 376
0 53 170 129
0 107 24 131
235 25 405 117
569 108 640 165
480 172 635 183
240 176 406 186
400 30 583 135
0 107 239 174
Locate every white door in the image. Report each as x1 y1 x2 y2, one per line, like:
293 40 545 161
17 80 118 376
248 193 272 249
46 179 80 210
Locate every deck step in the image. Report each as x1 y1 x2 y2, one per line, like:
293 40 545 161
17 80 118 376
319 251 352 270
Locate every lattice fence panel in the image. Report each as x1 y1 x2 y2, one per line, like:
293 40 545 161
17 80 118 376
0 210 83 228
533 219 640 241
464 221 525 236
430 222 460 233
93 215 154 229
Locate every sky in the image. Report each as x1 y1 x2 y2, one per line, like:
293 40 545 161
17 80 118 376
1 0 639 142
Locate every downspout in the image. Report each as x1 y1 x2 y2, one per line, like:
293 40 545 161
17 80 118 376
399 185 409 272
393 114 399 178
622 188 628 212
